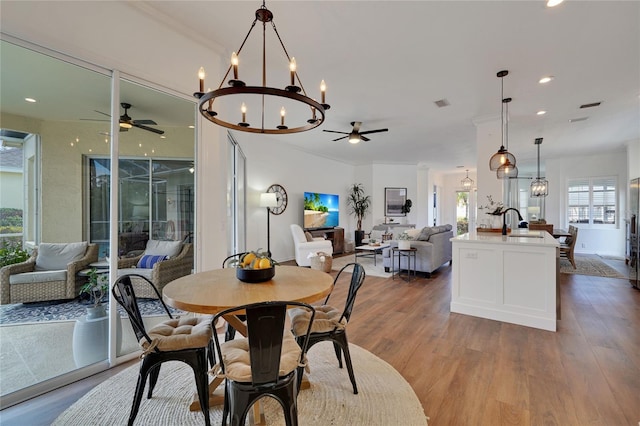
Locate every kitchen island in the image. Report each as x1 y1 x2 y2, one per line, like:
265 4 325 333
450 230 560 331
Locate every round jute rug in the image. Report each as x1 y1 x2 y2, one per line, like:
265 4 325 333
53 341 428 425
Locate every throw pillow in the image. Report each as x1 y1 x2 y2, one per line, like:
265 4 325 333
137 254 167 269
405 228 422 240
143 239 182 258
418 227 435 241
35 241 88 271
304 231 314 242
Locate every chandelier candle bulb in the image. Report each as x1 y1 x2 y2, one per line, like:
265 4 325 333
198 67 205 93
231 52 239 80
290 58 296 86
321 80 326 104
281 107 286 125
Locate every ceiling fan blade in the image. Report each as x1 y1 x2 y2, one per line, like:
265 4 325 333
133 119 158 125
323 130 349 135
360 135 371 142
332 136 348 142
80 118 110 122
133 123 165 135
93 110 111 118
351 121 362 133
358 128 388 136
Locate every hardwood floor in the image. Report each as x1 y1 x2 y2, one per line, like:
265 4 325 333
2 257 639 425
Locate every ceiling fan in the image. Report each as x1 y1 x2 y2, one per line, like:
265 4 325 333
323 121 388 143
84 103 165 135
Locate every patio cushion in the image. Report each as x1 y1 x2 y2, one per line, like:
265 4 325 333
9 270 67 285
141 315 213 352
117 268 153 280
143 240 182 258
35 242 88 271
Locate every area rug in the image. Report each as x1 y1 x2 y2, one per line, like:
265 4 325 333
332 253 392 278
53 341 428 426
560 256 626 278
0 298 184 325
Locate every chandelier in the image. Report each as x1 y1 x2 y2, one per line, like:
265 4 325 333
489 70 518 179
461 169 474 188
194 1 329 134
530 137 549 197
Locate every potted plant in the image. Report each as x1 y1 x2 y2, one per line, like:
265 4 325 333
79 268 109 318
0 241 30 268
346 183 371 247
397 231 412 250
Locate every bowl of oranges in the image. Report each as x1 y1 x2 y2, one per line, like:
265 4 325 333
235 250 276 283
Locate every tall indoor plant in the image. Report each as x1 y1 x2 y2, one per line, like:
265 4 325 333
347 183 371 247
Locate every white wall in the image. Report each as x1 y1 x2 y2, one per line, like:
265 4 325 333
546 149 627 257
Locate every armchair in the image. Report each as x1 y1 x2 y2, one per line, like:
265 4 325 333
118 240 193 298
0 242 98 305
290 224 333 267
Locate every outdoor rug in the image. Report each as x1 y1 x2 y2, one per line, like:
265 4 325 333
560 255 626 279
53 341 428 426
0 298 184 325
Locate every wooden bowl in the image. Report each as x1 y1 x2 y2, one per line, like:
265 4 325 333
236 267 275 283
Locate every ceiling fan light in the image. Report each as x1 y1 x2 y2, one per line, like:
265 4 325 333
120 122 132 129
349 134 360 144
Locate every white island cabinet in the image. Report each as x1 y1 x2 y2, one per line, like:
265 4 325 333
450 230 560 331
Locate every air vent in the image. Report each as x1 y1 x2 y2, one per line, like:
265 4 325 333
579 101 601 109
434 99 450 108
569 117 589 123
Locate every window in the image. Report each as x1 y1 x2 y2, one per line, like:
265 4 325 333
568 177 617 225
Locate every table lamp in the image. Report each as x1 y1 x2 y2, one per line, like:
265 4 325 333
260 193 278 256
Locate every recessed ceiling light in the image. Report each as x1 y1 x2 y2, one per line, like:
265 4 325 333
160 135 166 139
188 125 195 129
569 117 588 123
538 76 554 84
536 110 547 115
547 0 564 7
24 97 36 103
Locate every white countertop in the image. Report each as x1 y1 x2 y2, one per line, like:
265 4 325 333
451 230 560 247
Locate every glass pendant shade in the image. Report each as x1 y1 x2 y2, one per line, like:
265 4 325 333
530 178 549 197
489 148 517 171
496 159 518 179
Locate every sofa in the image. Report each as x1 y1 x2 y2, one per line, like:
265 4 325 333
0 242 98 304
382 224 453 277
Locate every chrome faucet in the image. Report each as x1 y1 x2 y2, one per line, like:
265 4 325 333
501 208 523 235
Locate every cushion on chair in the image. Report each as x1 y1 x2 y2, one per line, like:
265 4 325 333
117 268 153 280
219 330 301 382
304 231 314 242
35 242 88 271
9 270 67 285
136 254 167 269
142 315 213 352
143 240 182 258
289 305 346 336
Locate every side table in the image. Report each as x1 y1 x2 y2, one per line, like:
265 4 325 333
391 247 417 281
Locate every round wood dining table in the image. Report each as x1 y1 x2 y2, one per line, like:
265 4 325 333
162 265 334 419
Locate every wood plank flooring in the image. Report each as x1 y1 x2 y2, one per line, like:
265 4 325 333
1 257 639 425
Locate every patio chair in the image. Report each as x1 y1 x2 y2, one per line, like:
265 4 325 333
112 274 214 426
211 301 316 426
0 242 98 305
289 262 365 394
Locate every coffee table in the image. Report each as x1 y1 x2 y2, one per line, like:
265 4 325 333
355 243 390 266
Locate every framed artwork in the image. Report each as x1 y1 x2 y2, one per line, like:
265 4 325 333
385 187 407 216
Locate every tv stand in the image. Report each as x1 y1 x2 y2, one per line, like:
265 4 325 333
308 227 344 255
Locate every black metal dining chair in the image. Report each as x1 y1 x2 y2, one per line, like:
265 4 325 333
221 252 249 341
112 274 214 426
211 300 316 426
289 262 365 394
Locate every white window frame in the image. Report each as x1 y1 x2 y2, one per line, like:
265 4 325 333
567 176 617 228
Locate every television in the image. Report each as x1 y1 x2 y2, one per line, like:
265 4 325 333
303 192 339 230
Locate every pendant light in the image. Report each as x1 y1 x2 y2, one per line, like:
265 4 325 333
489 70 517 175
530 137 549 197
461 169 474 188
496 96 518 179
